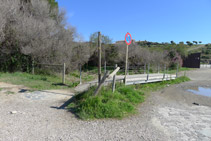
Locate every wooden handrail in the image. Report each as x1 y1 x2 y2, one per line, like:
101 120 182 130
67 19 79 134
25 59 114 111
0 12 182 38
108 67 120 78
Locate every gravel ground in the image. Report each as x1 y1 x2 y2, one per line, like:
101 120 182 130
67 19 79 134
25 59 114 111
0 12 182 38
0 68 211 141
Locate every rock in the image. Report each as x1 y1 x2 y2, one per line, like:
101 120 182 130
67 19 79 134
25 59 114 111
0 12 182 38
10 111 17 114
193 102 200 106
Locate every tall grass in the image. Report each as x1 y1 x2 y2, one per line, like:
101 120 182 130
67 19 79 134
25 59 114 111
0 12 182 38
68 76 190 120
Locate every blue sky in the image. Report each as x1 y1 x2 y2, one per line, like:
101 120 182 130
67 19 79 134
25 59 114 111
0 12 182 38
56 0 211 43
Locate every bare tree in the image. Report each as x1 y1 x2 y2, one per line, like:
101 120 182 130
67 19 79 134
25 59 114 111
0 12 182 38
0 0 90 72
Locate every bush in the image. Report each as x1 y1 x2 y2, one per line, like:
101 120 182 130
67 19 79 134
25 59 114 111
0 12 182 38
68 85 145 120
68 76 190 120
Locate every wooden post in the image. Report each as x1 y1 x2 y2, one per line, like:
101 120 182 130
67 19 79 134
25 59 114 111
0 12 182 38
158 64 160 74
32 58 34 75
104 61 106 74
176 63 179 78
62 63 66 84
146 63 150 81
167 68 169 79
112 64 117 93
94 71 110 96
163 64 166 80
79 64 82 84
144 62 146 74
124 45 129 85
98 32 102 84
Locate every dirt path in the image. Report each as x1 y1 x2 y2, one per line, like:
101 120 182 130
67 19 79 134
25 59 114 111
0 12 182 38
0 69 211 141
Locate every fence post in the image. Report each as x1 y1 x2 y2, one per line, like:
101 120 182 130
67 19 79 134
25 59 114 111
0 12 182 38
62 63 66 84
32 58 34 75
112 64 117 93
176 63 179 78
104 61 106 74
167 67 169 80
163 64 166 80
94 71 110 96
146 63 150 81
184 70 186 77
80 64 82 85
144 62 146 74
157 64 160 74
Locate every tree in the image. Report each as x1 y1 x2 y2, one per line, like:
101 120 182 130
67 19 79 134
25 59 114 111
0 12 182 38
0 0 89 72
89 32 113 65
199 41 202 44
186 41 193 46
170 41 176 45
47 0 58 9
193 41 198 44
89 32 112 45
179 41 184 45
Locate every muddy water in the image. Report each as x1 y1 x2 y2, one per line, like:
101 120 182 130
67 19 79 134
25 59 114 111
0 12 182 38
187 87 211 97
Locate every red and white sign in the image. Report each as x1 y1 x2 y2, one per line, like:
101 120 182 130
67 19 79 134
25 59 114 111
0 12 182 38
125 32 132 45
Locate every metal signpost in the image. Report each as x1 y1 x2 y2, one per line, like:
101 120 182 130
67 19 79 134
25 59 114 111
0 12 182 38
124 32 132 85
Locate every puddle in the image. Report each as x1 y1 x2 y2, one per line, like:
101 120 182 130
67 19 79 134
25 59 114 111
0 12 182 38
187 87 211 97
24 91 46 100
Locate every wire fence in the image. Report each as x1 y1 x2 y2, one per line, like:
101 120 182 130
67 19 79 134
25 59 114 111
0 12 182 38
30 60 181 86
32 62 66 84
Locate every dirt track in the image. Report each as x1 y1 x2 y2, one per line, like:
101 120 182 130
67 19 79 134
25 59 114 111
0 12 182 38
0 68 211 141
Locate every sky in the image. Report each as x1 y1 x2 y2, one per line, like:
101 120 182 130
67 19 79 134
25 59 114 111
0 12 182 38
56 0 211 44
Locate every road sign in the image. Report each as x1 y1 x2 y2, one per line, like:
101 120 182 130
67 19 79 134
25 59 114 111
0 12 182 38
125 32 132 45
124 32 132 84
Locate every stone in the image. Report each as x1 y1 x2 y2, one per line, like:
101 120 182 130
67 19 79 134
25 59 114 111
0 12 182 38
10 111 17 114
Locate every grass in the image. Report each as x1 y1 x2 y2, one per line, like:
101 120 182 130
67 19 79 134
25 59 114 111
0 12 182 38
0 69 97 90
67 76 190 120
0 66 190 91
0 88 2 91
69 71 95 82
167 67 193 74
0 72 78 90
6 91 15 95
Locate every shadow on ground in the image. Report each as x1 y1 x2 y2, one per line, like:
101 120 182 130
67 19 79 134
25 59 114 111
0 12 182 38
50 92 83 119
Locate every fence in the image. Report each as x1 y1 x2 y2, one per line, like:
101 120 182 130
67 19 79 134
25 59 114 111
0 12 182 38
30 61 180 87
78 63 180 86
32 62 66 84
200 64 211 68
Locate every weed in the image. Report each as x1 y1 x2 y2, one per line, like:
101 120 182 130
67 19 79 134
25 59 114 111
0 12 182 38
68 76 190 120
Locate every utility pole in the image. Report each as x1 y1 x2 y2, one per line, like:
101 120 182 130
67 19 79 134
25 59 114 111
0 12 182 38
98 32 102 84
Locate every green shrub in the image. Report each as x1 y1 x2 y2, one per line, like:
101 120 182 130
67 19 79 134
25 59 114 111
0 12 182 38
68 76 190 120
68 85 144 120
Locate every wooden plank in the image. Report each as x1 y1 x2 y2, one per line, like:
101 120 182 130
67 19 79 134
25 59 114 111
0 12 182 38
94 71 110 96
108 67 120 78
112 64 118 93
36 63 63 66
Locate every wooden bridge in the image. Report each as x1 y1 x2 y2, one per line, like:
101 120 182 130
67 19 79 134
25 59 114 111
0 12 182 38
75 73 177 93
